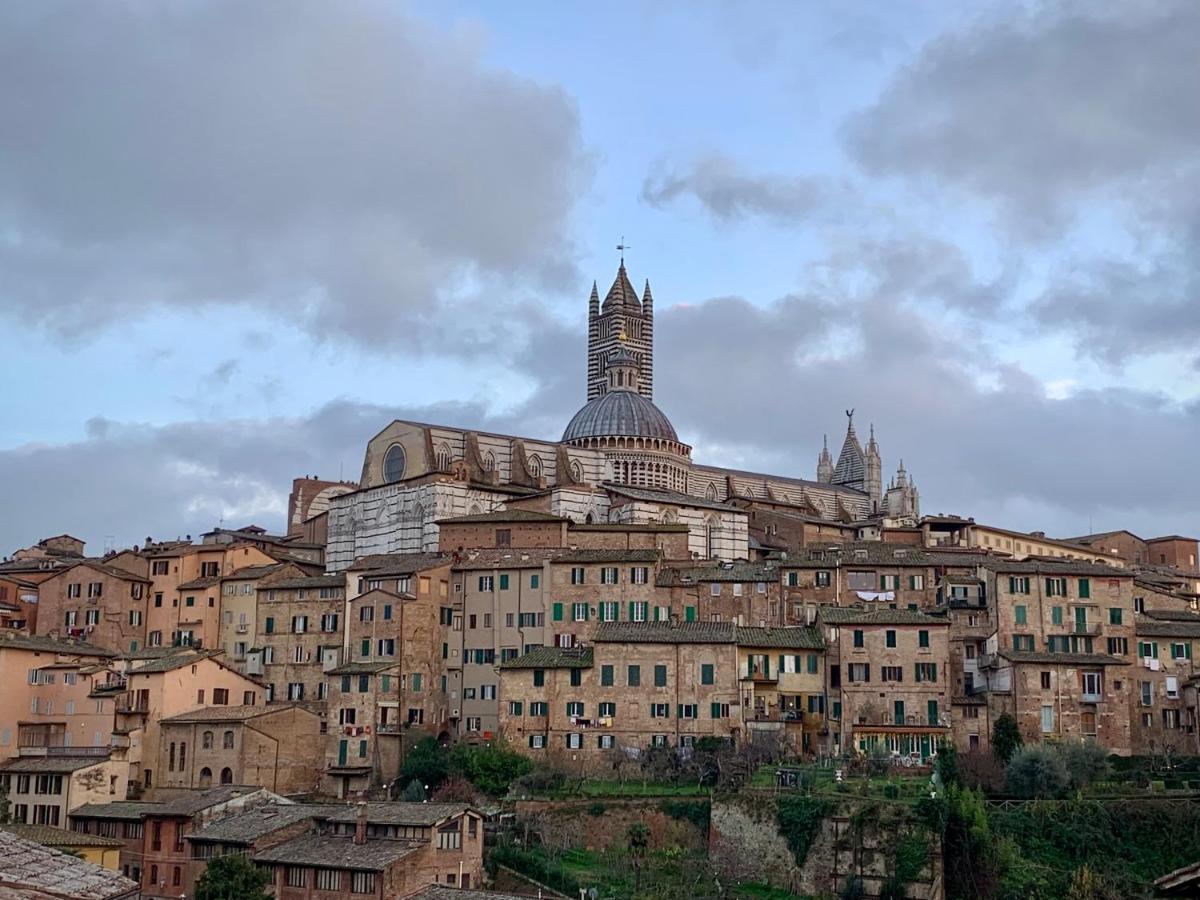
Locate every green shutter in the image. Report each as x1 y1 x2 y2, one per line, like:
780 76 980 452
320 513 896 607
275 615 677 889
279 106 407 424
880 575 887 590
381 675 390 692
499 574 509 590
629 601 636 621
530 574 539 588
701 664 714 685
1052 607 1062 625
711 701 721 719
1015 605 1027 625
264 617 274 634
807 654 818 674
919 630 929 648
685 606 696 622
1079 578 1090 599
552 602 563 622
928 700 939 724
341 675 351 692
779 654 786 674
584 604 590 621
677 704 683 718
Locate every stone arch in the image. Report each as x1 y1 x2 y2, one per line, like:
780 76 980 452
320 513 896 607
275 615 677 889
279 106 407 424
220 767 234 785
198 767 212 788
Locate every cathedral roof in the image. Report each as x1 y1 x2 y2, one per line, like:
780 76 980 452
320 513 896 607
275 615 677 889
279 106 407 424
602 263 641 311
832 420 865 487
562 390 678 443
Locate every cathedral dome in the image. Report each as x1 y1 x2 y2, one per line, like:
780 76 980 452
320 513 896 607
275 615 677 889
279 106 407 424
562 390 679 443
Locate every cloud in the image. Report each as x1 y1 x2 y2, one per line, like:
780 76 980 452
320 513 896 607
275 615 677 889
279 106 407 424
641 155 837 223
844 2 1200 232
0 1 590 349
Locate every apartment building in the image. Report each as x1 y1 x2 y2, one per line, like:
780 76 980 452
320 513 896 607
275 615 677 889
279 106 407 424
977 560 1136 753
658 561 782 626
114 649 265 795
499 621 742 765
36 562 151 653
736 626 826 754
0 573 40 631
452 549 558 738
550 549 666 636
156 704 322 794
942 575 993 753
0 634 118 756
819 607 951 761
70 799 161 884
216 562 304 669
0 753 125 827
1131 609 1200 753
252 572 346 709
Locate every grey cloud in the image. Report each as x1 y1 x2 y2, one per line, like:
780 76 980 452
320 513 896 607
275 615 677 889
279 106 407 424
845 2 1200 231
641 156 836 223
0 1 590 349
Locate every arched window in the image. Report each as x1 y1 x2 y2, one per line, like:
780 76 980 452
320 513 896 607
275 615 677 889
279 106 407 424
220 767 233 785
527 454 542 478
198 767 212 788
223 730 234 750
570 459 584 482
705 483 718 501
482 451 495 472
435 443 452 471
585 512 595 525
468 503 483 516
383 444 406 483
201 731 213 750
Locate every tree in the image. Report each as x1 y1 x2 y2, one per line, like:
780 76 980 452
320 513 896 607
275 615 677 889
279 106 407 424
194 853 272 900
627 821 649 894
401 778 427 802
992 713 1023 764
935 740 960 788
449 739 532 795
1065 865 1121 900
399 736 449 790
0 780 10 825
1059 740 1109 792
1005 745 1070 799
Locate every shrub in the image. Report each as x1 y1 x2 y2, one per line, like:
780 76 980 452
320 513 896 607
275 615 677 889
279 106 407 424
431 775 479 803
936 740 960 787
400 736 449 789
992 714 1023 763
1060 740 1109 791
1005 745 1070 799
960 750 1006 793
776 795 832 866
588 801 607 817
401 778 427 802
660 799 710 835
449 739 533 796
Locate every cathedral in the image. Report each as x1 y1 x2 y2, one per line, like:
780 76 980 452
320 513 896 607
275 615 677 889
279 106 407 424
323 263 919 569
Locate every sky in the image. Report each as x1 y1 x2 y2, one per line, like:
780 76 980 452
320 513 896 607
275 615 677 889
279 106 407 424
1 0 1198 554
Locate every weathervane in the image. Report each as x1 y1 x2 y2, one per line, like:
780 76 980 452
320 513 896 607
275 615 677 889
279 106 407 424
616 236 631 265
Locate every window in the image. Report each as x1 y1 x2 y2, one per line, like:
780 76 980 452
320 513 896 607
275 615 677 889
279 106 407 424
815 571 831 587
529 734 546 749
631 567 648 584
1135 596 1145 614
927 700 939 725
566 733 583 749
1078 578 1091 599
710 583 722 597
437 825 462 850
915 663 937 683
909 574 925 590
202 730 214 749
678 704 698 719
1012 634 1035 651
530 702 548 716
213 688 228 705
651 703 670 718
598 701 616 717
601 567 618 585
499 574 510 590
654 664 667 687
378 638 396 657
572 602 589 622
1141 682 1153 706
627 665 641 687
292 616 308 634
1045 577 1067 597
478 576 494 592
1008 576 1031 595
570 567 585 585
599 601 618 622
847 663 870 682
1109 607 1123 625
1166 676 1180 700
1107 637 1128 655
1172 643 1192 660
881 666 903 682
885 630 896 648
711 701 730 718
880 575 899 590
631 601 648 622
598 734 615 749
531 573 540 589
1041 705 1054 733
321 614 339 632
316 870 341 891
1015 605 1027 625
1139 641 1159 659
601 665 614 686
918 629 930 648
853 630 864 648
566 701 584 717
288 683 304 701
1081 671 1102 699
1040 671 1052 689
701 663 714 685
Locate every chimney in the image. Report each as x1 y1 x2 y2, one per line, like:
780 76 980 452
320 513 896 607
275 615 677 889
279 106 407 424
354 802 368 845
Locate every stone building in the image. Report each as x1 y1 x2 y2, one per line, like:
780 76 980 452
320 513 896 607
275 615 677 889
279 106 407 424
255 802 485 896
70 799 160 885
1130 609 1200 754
249 572 346 710
657 561 783 626
156 704 323 794
819 607 951 761
498 621 742 766
322 264 919 570
216 562 308 671
976 560 1135 753
36 561 151 653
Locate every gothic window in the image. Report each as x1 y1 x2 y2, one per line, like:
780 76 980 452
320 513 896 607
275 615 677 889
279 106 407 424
705 517 718 558
383 444 406 483
219 767 233 785
585 512 595 525
705 483 718 502
468 504 483 516
527 454 542 478
482 451 495 472
435 444 452 471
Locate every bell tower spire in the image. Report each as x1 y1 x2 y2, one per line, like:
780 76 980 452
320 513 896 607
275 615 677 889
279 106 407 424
586 243 654 402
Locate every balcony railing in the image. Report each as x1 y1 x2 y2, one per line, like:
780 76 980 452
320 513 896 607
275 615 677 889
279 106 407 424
48 745 109 757
116 700 150 714
1072 622 1102 636
741 671 778 683
1081 691 1103 703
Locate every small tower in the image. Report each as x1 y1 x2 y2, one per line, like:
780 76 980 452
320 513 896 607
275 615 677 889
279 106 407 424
587 281 600 397
586 261 654 402
886 459 921 520
865 424 883 508
831 410 866 492
816 435 834 483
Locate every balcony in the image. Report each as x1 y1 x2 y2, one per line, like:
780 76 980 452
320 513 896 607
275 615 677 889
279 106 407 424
48 745 109 758
376 723 401 735
741 670 778 683
978 652 998 669
110 734 130 750
1081 691 1103 703
1072 622 1102 636
115 700 149 715
747 709 804 724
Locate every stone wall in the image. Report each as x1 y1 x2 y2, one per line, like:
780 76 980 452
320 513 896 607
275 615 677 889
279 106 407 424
513 798 708 853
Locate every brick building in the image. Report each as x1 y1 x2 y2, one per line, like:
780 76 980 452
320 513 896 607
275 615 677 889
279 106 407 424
736 626 826 754
499 621 742 766
37 561 151 654
658 561 782 626
156 704 323 794
819 607 951 761
1131 609 1200 754
0 753 125 828
977 560 1136 753
251 572 346 709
